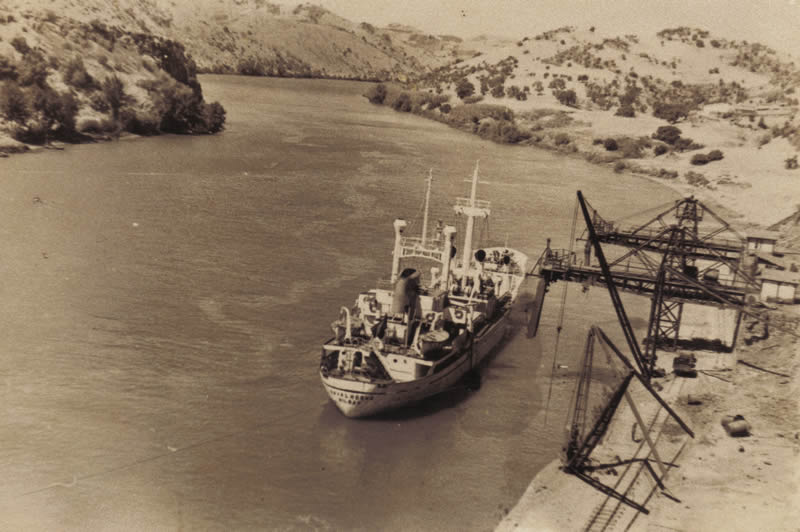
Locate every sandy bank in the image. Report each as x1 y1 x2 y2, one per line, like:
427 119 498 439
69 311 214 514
497 309 800 532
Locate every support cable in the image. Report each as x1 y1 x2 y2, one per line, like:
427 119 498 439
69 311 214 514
544 197 579 424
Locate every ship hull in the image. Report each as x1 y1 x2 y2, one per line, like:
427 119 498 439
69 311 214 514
320 308 512 418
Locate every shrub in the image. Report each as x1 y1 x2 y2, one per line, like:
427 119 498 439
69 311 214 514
685 171 709 186
653 102 690 123
63 57 95 90
462 94 483 104
365 83 387 104
391 92 412 112
555 89 577 107
89 91 110 112
615 103 635 117
17 50 49 87
490 84 505 98
477 119 531 144
614 161 627 173
554 132 571 145
652 125 682 145
592 138 603 145
690 153 709 165
673 137 702 151
440 103 451 114
0 81 29 122
785 155 798 169
10 36 30 55
0 56 18 80
617 137 648 158
456 78 475 100
28 86 79 139
202 101 226 134
654 144 668 156
122 109 161 135
102 75 126 122
78 117 117 134
707 149 724 161
603 138 618 151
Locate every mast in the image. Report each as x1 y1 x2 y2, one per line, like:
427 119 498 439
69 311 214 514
454 162 490 273
421 169 433 246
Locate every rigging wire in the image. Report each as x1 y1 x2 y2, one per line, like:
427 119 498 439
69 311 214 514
543 196 579 425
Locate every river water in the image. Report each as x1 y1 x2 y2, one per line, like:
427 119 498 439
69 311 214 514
0 75 677 531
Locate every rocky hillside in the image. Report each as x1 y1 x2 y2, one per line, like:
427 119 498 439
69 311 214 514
4 0 470 81
0 2 226 153
368 25 800 226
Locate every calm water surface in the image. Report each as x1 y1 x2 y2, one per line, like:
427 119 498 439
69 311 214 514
0 75 676 531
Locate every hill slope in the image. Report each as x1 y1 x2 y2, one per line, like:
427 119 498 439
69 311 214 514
4 0 470 80
372 25 800 226
0 2 226 153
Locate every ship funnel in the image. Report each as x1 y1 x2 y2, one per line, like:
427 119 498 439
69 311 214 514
391 219 408 284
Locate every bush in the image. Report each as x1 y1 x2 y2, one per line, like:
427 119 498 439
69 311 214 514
603 138 618 151
102 75 126 121
0 82 29 122
653 102 690 123
0 56 18 81
10 36 30 55
89 91 110 112
202 101 226 134
365 83 387 104
391 92 412 112
690 153 709 165
673 137 702 151
652 125 682 145
490 84 505 98
477 119 531 144
122 109 160 135
17 50 49 87
63 57 95 90
439 103 451 114
614 161 627 173
554 132 571 145
462 94 483 104
78 117 117 134
555 89 577 107
615 103 635 117
685 171 709 186
707 149 724 161
654 144 668 156
456 78 475 100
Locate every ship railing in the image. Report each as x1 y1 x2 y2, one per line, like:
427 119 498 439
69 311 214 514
454 197 490 210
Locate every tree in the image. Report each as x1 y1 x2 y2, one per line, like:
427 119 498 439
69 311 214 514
0 81 29 122
202 101 226 133
10 36 30 55
102 75 126 123
555 89 577 107
17 50 49 87
365 83 387 104
391 92 412 112
653 102 690 123
456 78 475 100
29 86 78 141
652 125 682 145
63 57 95 90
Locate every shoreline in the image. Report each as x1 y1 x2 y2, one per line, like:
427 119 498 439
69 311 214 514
497 313 800 532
